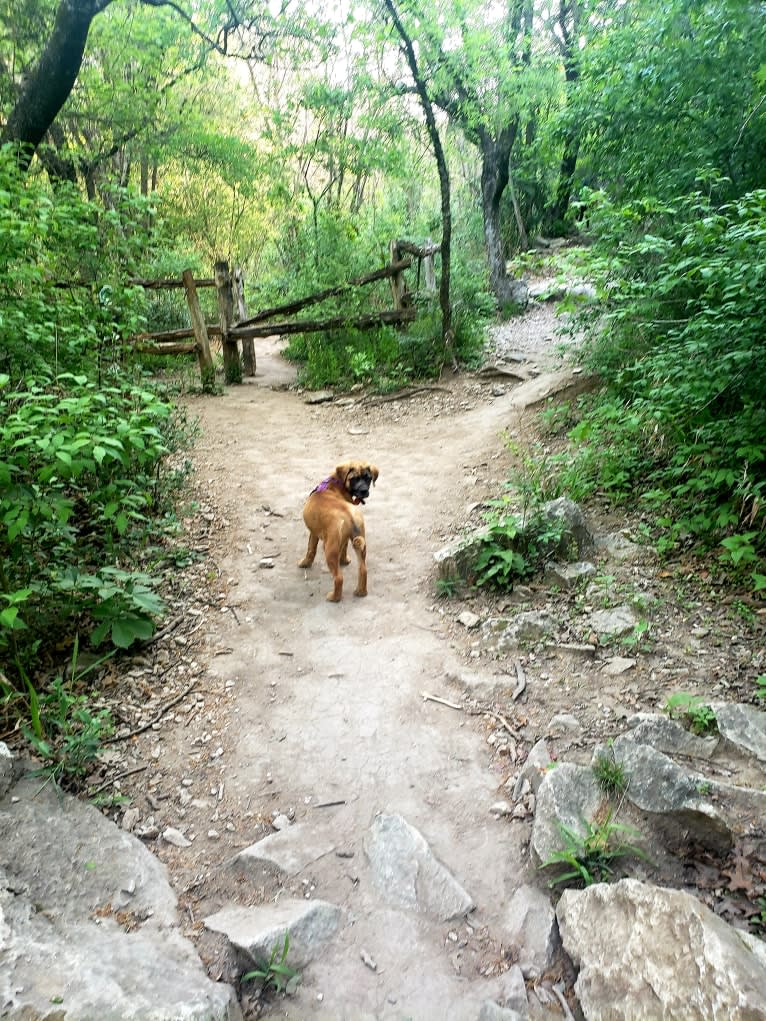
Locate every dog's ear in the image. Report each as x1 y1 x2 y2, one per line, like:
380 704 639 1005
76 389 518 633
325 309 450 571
335 463 351 484
369 464 379 484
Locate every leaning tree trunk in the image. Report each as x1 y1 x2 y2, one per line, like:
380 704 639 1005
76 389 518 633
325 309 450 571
480 125 528 308
1 0 111 171
383 0 456 368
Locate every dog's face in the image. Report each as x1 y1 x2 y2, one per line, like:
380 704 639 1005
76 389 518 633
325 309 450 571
335 462 379 504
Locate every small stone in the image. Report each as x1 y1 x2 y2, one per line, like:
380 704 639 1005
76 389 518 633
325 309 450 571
603 656 637 676
162 826 192 848
360 949 377 971
208 829 220 840
271 813 292 831
548 712 582 733
458 610 481 629
121 807 140 832
259 558 275 569
489 801 514 817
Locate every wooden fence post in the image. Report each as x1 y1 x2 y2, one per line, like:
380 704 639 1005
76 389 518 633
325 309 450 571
389 240 406 310
424 236 437 291
215 259 242 384
234 266 256 377
182 269 215 391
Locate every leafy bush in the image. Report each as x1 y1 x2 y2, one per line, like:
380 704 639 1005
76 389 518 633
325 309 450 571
473 497 565 591
555 187 766 580
0 374 193 681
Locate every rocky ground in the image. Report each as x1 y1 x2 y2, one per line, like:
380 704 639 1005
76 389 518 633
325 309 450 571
2 292 765 1020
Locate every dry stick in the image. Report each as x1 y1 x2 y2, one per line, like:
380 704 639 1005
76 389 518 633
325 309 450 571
107 679 199 743
552 984 576 1021
145 614 184 645
421 691 463 711
511 660 527 702
89 763 148 797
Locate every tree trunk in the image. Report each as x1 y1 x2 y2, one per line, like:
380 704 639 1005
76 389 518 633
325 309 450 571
383 0 455 368
480 126 528 307
1 0 110 171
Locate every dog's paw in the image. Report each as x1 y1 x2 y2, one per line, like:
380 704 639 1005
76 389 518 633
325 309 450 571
297 558 313 568
354 589 367 598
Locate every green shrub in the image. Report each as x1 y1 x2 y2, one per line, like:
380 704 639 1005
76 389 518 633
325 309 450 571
0 374 193 681
555 187 766 581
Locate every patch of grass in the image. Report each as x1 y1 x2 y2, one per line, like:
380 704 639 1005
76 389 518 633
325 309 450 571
592 746 628 797
242 933 301 996
435 576 461 599
542 810 648 888
664 692 718 736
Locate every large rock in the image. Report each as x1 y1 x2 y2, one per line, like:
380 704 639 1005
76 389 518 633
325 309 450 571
433 527 492 583
589 605 638 639
531 763 603 866
234 823 336 878
0 774 240 1021
363 813 474 921
500 885 559 980
557 878 766 1020
488 611 556 651
625 712 719 759
714 702 766 763
204 899 341 970
611 736 732 851
538 498 595 560
0 742 13 798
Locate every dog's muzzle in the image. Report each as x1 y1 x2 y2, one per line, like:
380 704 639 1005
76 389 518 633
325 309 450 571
349 475 372 503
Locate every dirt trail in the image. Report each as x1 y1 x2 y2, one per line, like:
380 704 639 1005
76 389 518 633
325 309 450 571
183 338 540 1018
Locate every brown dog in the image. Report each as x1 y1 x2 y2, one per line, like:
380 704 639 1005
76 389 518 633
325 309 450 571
298 462 379 602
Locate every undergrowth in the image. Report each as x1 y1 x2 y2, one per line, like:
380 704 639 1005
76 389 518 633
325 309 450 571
529 186 766 593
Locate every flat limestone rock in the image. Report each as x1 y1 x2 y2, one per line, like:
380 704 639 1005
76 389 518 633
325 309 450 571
234 823 336 877
531 763 603 867
204 898 341 969
363 813 474 921
0 773 240 1021
611 735 732 851
714 702 766 763
557 878 766 1021
625 712 719 759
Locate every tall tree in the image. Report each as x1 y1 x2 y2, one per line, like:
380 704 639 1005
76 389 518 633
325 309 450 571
382 0 455 364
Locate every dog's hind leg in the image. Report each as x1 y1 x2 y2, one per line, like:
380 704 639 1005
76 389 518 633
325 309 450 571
298 532 319 568
339 539 351 566
324 545 344 602
352 534 367 597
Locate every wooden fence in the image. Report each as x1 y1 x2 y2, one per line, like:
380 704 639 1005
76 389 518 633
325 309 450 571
127 239 440 388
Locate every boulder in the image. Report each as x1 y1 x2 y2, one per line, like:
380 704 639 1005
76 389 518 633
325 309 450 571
500 885 559 979
544 561 596 589
538 498 595 559
204 899 341 970
714 702 766 763
531 763 603 866
0 774 240 1021
0 742 13 798
234 824 335 878
589 605 638 639
363 813 474 921
557 878 766 1020
611 735 732 851
625 712 719 759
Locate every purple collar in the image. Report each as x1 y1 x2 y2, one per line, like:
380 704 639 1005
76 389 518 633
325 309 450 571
311 475 341 494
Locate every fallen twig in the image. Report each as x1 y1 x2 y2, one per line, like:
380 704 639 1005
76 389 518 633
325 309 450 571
421 691 464 711
106 679 198 743
552 984 576 1021
313 799 346 809
89 763 148 797
145 614 184 645
511 660 527 702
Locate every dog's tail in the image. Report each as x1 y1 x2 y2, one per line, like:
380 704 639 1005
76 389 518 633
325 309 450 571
351 534 366 556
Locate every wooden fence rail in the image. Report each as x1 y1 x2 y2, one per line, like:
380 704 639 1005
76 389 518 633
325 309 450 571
128 238 439 388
